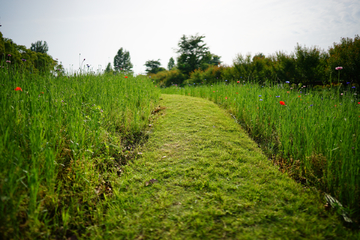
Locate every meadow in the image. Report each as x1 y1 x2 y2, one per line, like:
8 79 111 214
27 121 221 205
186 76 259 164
162 81 360 222
0 68 160 238
1 65 360 238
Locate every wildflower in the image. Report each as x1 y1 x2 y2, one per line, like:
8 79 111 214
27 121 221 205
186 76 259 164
298 95 301 97
335 66 343 70
6 60 10 63
258 95 262 97
213 91 215 92
287 91 290 93
300 91 302 93
125 76 128 78
286 81 290 83
14 87 22 91
259 99 263 101
225 97 228 100
41 92 44 94
341 93 343 95
22 59 26 62
358 102 360 104
303 85 306 88
310 104 313 106
8 54 11 57
237 81 240 83
279 101 286 105
236 92 238 94
276 95 280 98
225 80 228 82
347 82 350 84
334 105 337 107
352 86 356 88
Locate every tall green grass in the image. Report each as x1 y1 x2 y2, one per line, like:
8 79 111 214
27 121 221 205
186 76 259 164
162 82 360 221
0 67 160 239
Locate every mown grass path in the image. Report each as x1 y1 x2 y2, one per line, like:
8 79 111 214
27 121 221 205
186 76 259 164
95 94 357 239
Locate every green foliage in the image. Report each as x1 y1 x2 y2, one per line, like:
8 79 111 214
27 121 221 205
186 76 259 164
327 34 360 85
144 59 166 74
0 70 160 239
113 47 133 72
30 40 49 54
186 65 225 85
104 62 113 74
271 51 297 83
293 44 328 85
94 94 357 239
167 57 175 70
150 69 185 87
0 32 56 74
163 83 360 224
176 34 221 77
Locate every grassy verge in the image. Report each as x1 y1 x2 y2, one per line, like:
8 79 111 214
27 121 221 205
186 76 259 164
162 82 360 222
89 94 358 239
0 71 160 239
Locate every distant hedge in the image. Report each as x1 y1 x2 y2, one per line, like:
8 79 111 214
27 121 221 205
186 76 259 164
151 35 359 87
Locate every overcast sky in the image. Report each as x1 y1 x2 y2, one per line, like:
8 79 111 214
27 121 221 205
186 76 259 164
1 0 359 75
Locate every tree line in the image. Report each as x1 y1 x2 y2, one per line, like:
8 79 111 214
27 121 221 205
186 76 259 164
108 34 359 88
0 32 63 75
2 29 358 86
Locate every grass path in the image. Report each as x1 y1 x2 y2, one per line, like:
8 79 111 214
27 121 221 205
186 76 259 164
92 94 357 239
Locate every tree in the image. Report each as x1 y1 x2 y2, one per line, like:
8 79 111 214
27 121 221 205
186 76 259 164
30 40 48 53
113 48 133 72
294 44 328 84
167 57 175 70
144 59 166 74
176 34 220 76
105 62 113 74
327 35 360 84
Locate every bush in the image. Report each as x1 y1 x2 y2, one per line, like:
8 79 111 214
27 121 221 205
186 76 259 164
186 65 225 85
327 35 360 85
150 69 186 87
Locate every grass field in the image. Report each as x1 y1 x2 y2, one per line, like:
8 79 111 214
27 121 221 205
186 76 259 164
88 94 358 239
1 68 359 239
0 70 160 239
162 81 360 223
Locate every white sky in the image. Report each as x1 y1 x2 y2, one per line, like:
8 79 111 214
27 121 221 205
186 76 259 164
1 0 359 75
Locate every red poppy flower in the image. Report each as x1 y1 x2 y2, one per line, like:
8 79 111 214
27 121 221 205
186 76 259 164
279 101 286 105
125 76 128 78
358 102 360 104
15 87 22 91
237 81 240 83
225 97 228 100
41 92 44 94
236 92 238 94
